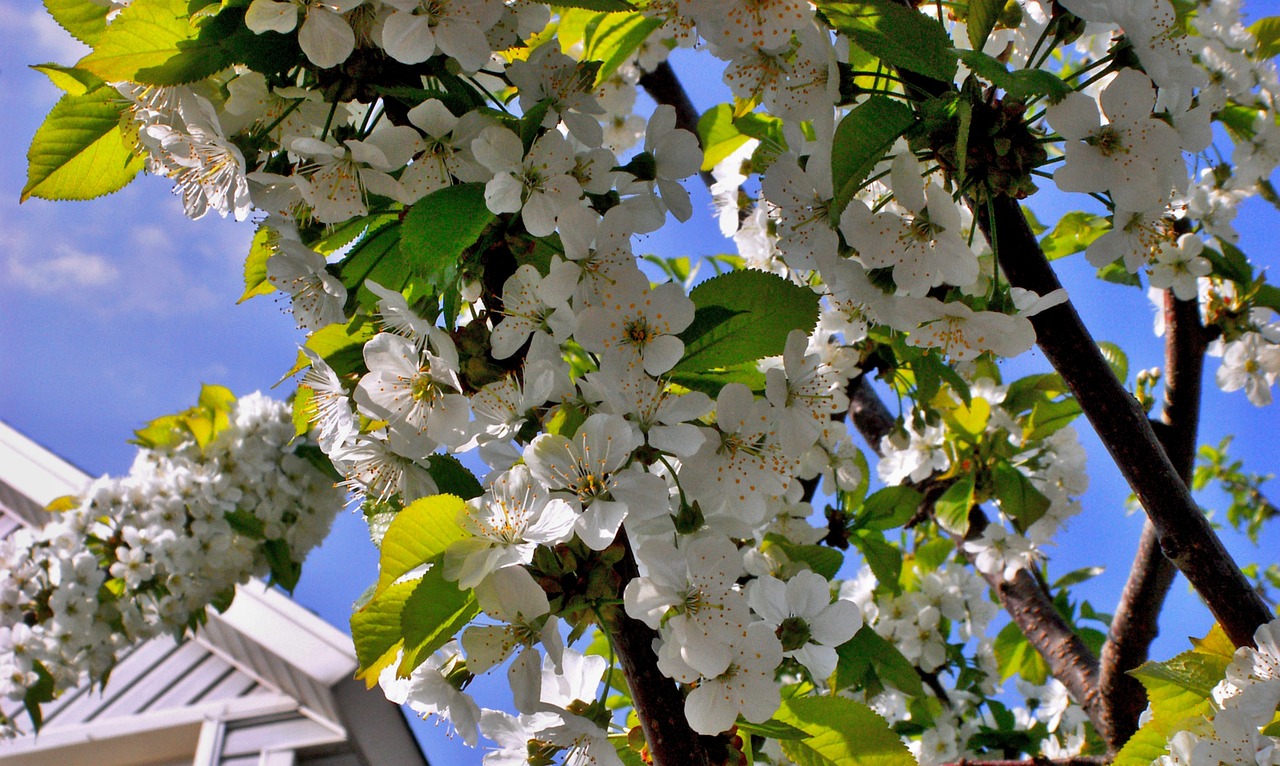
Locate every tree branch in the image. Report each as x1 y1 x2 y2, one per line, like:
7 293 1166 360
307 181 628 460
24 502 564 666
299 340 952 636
1099 293 1208 749
978 197 1272 649
845 374 1105 733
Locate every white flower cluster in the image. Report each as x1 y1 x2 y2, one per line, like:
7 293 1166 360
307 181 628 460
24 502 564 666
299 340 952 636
0 393 342 736
1158 618 1280 766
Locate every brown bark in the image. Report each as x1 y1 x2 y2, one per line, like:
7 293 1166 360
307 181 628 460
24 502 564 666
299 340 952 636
977 196 1271 649
1099 294 1208 749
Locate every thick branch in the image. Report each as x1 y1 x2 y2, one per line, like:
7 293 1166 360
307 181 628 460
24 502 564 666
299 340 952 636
608 538 714 766
978 197 1271 648
1099 293 1206 749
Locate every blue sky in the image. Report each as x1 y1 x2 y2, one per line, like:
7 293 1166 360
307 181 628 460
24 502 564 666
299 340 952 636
2 3 1279 763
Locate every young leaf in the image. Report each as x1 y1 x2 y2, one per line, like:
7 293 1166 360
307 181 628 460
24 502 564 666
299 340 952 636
30 63 104 96
1039 211 1110 260
762 533 845 579
400 183 496 290
44 0 108 45
994 620 1048 683
1249 16 1280 59
831 96 916 215
582 11 663 85
239 225 277 303
853 529 903 595
285 315 378 379
856 486 923 531
775 695 917 766
397 564 479 676
992 462 1051 532
1024 397 1081 441
820 0 959 83
674 270 820 372
352 578 416 684
22 87 145 202
78 0 233 85
698 103 751 171
375 494 469 598
934 475 974 536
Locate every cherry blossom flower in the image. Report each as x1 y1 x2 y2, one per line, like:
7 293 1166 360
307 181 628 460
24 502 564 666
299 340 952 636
1047 69 1185 213
266 238 348 330
747 571 862 679
443 465 576 589
525 413 668 549
378 0 502 71
474 126 583 237
840 154 979 297
354 332 472 450
575 279 695 376
244 0 363 69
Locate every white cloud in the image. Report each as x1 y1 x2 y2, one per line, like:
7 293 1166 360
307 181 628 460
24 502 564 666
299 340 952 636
6 243 118 294
0 1 91 64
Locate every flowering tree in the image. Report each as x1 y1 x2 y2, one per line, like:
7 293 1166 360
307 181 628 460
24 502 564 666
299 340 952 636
7 0 1280 765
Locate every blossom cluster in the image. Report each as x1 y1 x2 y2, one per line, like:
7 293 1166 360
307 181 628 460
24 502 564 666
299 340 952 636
21 0 1280 760
0 393 342 737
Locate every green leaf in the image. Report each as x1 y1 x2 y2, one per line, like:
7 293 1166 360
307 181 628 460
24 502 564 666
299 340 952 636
427 455 484 500
775 695 917 766
1051 565 1104 590
22 662 56 733
856 486 923 531
1131 650 1231 718
22 87 144 202
398 563 479 676
853 529 903 595
994 620 1048 683
1249 16 1280 59
78 0 233 85
1255 283 1280 313
1039 211 1110 260
264 538 301 592
966 0 1002 51
1024 396 1081 441
44 0 109 45
337 218 408 307
400 183 495 290
1210 238 1255 285
667 363 768 397
933 475 974 536
239 226 277 303
558 0 635 10
698 104 752 171
285 315 377 379
1218 102 1263 141
375 494 469 598
830 96 916 215
736 718 811 741
352 578 416 683
582 12 663 85
674 270 820 372
1097 341 1129 384
30 63 105 96
821 0 959 82
992 462 1051 532
835 626 925 696
763 534 845 579
954 49 1070 102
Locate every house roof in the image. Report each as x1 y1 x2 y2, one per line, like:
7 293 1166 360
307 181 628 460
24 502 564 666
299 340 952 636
0 419 428 766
